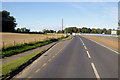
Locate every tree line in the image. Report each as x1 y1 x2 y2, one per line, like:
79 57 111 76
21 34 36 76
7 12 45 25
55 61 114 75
64 27 113 34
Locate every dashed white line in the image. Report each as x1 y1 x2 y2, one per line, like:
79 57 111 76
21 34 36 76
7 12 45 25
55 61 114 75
91 63 101 80
80 37 101 80
42 63 47 67
84 45 87 50
86 51 91 58
35 68 41 73
80 38 85 45
48 58 52 62
55 53 57 56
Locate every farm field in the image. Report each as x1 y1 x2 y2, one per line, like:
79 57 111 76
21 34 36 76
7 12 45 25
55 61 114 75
81 35 118 52
1 33 66 48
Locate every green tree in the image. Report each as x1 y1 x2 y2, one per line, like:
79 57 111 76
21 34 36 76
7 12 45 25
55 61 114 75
91 28 97 33
17 27 30 33
57 30 62 33
77 28 82 33
106 29 112 34
86 28 91 33
43 29 56 33
81 27 87 33
1 10 17 32
16 28 21 32
117 30 120 35
103 28 107 34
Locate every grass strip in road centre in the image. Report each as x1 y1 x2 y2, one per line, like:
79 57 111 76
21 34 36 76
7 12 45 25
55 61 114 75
1 50 45 79
2 36 68 58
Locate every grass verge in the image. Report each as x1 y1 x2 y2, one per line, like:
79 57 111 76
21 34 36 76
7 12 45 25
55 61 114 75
97 36 118 39
67 35 72 40
1 50 45 79
2 36 68 58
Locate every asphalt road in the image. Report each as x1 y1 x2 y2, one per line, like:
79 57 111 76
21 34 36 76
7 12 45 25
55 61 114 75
14 36 118 79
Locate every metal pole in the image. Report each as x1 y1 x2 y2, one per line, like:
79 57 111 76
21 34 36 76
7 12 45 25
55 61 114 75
62 18 63 32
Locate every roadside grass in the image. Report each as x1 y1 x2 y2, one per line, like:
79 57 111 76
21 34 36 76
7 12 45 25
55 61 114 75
2 36 68 58
1 50 45 79
98 36 118 39
67 35 72 40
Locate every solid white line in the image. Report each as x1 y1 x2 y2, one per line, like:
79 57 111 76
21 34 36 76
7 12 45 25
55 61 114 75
82 37 119 54
91 63 101 80
86 51 91 58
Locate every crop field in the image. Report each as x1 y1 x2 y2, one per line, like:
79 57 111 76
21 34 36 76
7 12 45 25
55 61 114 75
1 33 66 48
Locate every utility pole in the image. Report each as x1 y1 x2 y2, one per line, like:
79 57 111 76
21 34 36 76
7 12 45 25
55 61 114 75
62 18 63 32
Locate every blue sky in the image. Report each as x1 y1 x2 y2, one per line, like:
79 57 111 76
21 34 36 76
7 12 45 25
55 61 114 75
2 2 118 31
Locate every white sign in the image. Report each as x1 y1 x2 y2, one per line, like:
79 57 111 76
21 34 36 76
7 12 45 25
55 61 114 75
111 31 117 35
72 33 76 36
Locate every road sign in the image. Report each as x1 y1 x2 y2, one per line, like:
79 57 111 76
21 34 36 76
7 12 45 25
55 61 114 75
111 30 117 35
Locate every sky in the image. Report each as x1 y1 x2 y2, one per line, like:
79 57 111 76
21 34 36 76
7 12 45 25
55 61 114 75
2 2 118 32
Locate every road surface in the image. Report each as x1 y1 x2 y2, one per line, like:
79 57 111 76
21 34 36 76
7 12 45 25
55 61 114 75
14 36 118 79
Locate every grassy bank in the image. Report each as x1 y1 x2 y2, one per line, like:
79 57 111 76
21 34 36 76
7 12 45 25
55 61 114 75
67 35 72 40
97 36 118 39
1 50 45 79
2 36 68 58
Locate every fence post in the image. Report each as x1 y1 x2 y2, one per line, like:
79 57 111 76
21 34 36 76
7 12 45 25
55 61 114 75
24 40 25 44
14 41 15 47
3 41 5 49
46 37 48 40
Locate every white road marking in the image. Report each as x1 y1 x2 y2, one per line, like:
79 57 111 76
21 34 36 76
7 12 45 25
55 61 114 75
82 37 119 54
84 46 87 50
52 56 55 58
26 76 31 80
42 63 47 67
86 51 91 58
80 38 85 45
48 58 52 62
91 63 101 80
35 68 41 73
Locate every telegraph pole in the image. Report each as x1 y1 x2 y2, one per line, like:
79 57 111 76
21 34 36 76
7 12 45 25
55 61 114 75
62 18 63 32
